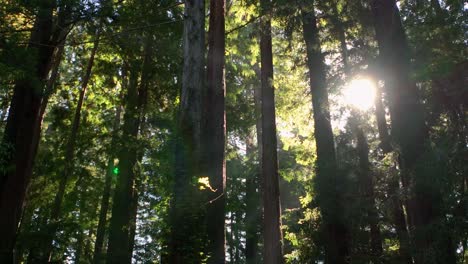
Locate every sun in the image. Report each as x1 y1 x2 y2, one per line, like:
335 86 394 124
342 78 376 111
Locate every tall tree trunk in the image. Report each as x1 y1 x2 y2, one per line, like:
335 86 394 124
105 65 139 263
41 29 100 262
370 1 455 263
245 133 260 264
106 45 149 262
204 0 226 263
0 2 58 261
373 81 412 264
92 104 122 264
126 185 139 264
126 124 147 264
301 3 350 263
169 0 205 263
373 85 392 153
259 0 284 263
350 118 383 260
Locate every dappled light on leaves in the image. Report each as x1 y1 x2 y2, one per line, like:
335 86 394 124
0 0 465 263
198 176 217 192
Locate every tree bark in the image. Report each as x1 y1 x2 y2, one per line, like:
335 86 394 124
126 182 139 264
92 104 122 264
259 0 284 263
169 0 205 263
106 44 149 262
301 3 350 263
370 1 455 263
0 2 60 261
372 80 412 264
350 119 383 260
204 0 226 263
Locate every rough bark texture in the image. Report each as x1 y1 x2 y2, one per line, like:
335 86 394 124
370 1 455 263
204 0 226 263
169 1 205 262
301 3 350 263
0 2 58 261
259 0 284 263
92 104 122 264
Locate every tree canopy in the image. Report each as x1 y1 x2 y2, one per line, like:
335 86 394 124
0 0 466 263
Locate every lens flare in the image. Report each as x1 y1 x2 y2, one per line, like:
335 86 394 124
343 78 376 110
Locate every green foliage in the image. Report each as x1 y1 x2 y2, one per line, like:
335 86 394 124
1 0 465 262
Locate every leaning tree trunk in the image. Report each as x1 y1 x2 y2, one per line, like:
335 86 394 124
259 0 284 263
0 2 60 261
370 1 455 263
301 3 350 263
204 0 227 263
169 0 205 263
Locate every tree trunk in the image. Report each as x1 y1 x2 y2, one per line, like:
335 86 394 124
259 0 284 263
373 81 412 264
92 104 122 264
351 119 383 260
105 65 139 263
301 3 350 263
0 2 57 261
204 0 227 263
370 1 455 263
42 29 100 262
169 0 205 263
106 49 149 263
126 185 139 264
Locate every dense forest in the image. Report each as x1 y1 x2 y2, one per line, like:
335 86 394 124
0 0 466 263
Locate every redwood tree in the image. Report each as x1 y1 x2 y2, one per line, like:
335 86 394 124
371 0 456 264
204 0 227 263
259 0 284 263
370 0 456 263
0 1 71 261
301 1 350 263
106 44 150 262
169 0 205 262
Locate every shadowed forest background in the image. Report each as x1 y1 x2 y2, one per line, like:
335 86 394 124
0 0 466 263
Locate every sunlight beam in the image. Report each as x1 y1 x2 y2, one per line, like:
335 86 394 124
343 78 376 111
